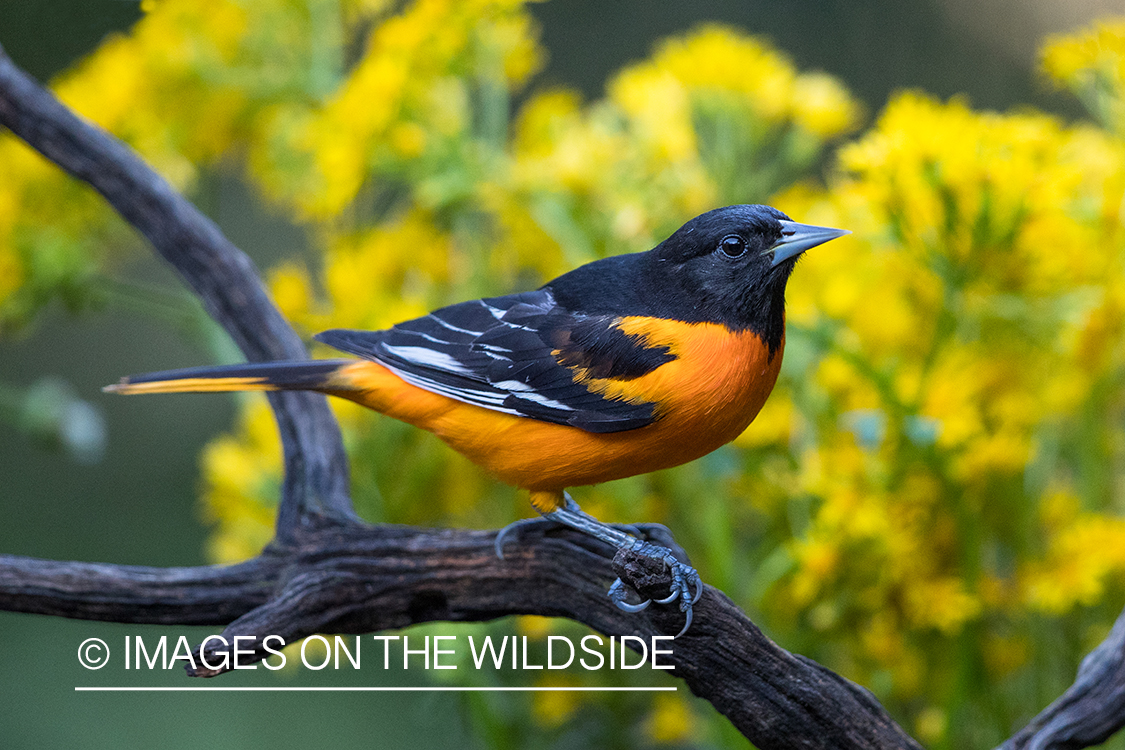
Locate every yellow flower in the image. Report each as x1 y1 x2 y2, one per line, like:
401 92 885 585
269 262 314 326
792 72 862 138
0 179 20 310
514 616 555 639
904 577 980 634
734 393 794 447
914 706 948 745
200 398 280 563
644 692 697 745
637 25 797 123
610 67 697 162
319 211 453 330
788 537 840 605
1023 513 1125 613
269 0 541 217
1041 18 1125 133
389 122 428 158
531 679 580 727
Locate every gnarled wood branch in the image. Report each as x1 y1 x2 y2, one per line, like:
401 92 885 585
1 41 1122 750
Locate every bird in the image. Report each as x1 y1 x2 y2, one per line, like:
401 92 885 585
106 204 848 636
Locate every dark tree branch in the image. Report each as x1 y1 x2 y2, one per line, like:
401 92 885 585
998 608 1125 750
0 551 273 624
0 40 1122 750
0 521 922 749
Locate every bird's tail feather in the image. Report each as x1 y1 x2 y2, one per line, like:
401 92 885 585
104 360 354 395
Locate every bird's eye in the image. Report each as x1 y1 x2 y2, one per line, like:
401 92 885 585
718 235 747 258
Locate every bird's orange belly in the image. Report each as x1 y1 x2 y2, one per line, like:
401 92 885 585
331 319 783 493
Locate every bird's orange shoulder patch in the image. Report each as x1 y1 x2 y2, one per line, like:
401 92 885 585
572 316 781 423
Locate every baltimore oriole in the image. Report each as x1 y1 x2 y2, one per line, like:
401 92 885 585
107 204 847 635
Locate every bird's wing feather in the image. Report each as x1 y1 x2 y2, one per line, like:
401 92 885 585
314 289 674 433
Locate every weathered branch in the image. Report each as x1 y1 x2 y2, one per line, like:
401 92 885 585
1 39 1124 750
0 520 922 749
998 607 1125 750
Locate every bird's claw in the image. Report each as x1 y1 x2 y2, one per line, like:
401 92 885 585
611 540 704 637
494 516 545 559
675 607 693 638
608 578 651 612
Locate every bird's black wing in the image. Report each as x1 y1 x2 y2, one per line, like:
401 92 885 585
314 289 675 433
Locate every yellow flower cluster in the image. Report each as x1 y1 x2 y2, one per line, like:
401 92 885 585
758 51 1125 734
0 130 118 333
54 0 251 186
1042 17 1125 135
614 25 858 139
510 25 860 255
1022 490 1125 613
199 397 279 563
0 0 395 331
252 0 541 217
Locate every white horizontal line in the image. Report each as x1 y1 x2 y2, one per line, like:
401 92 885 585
75 686 676 693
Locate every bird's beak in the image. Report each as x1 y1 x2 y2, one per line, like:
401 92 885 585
770 220 850 267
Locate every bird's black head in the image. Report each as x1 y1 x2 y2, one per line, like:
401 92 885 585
542 204 847 358
640 204 847 352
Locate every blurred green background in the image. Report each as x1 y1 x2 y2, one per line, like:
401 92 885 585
1 1 1122 748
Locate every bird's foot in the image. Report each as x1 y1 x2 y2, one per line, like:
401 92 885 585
608 540 703 637
495 493 703 637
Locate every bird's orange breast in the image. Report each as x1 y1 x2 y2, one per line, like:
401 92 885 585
328 317 783 494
